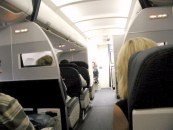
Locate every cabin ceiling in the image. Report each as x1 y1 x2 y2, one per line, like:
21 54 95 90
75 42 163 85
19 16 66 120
1 0 173 52
42 0 133 43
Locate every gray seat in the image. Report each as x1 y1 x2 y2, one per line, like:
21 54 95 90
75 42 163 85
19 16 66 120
61 79 80 128
59 63 84 97
0 22 69 130
128 44 173 130
59 63 90 120
71 61 95 100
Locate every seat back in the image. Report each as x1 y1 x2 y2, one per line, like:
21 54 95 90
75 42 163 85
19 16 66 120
70 61 88 69
78 67 90 88
59 63 79 70
128 44 173 130
70 61 90 87
0 22 69 130
133 108 173 130
60 65 82 97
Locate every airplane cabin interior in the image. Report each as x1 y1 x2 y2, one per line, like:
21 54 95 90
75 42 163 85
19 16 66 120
0 0 173 130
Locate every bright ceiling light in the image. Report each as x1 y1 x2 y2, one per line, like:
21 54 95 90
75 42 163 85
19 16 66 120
60 0 132 22
51 0 84 6
50 0 132 40
75 18 127 32
84 28 125 38
51 0 70 6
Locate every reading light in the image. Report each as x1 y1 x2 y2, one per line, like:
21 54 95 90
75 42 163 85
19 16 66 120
15 28 28 33
149 14 168 19
149 15 157 19
58 44 66 48
21 28 28 32
15 30 20 33
70 48 75 51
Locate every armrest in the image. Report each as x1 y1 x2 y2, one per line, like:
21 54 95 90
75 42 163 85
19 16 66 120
66 97 79 115
81 88 88 95
80 88 89 100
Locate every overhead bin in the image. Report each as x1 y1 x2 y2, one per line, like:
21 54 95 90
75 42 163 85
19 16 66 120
138 0 173 8
0 0 32 29
37 1 87 47
4 0 87 47
44 29 86 52
148 0 173 7
126 6 173 44
0 21 69 130
5 0 33 15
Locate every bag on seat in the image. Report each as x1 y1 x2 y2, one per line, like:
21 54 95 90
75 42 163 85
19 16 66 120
28 113 59 130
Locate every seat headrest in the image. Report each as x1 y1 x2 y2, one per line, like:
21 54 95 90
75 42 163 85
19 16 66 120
59 63 78 70
128 44 173 130
70 61 88 69
60 59 69 64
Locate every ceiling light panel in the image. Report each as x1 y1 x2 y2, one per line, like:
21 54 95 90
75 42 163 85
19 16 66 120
75 18 127 32
51 0 86 6
84 28 125 38
60 0 132 23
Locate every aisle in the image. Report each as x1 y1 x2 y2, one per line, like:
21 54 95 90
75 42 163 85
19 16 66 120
76 88 116 130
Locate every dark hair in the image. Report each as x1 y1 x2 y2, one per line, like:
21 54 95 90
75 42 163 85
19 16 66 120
60 59 69 64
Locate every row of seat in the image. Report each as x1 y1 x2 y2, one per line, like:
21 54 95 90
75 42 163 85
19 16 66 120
59 60 96 129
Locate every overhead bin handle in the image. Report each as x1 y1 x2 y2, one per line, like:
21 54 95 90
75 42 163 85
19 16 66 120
30 0 41 21
138 0 152 9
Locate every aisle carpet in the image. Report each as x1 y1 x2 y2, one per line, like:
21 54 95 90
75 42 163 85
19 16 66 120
76 88 116 130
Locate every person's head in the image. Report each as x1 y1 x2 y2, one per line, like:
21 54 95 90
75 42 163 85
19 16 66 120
60 59 69 64
116 37 157 99
92 61 97 68
36 55 53 66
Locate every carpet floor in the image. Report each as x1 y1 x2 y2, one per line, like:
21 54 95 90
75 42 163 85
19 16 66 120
76 88 116 130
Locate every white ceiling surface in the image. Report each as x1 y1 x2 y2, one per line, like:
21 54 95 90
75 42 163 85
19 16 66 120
46 0 132 43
